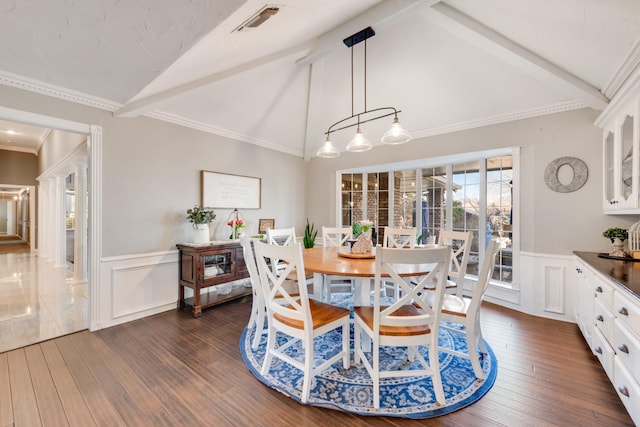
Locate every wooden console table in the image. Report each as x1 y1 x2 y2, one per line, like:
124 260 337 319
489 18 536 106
177 241 250 317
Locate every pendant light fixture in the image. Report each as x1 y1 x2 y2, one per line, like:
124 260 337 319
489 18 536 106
316 26 411 158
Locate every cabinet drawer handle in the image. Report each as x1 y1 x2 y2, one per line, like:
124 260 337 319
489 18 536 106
576 267 582 273
618 386 630 397
595 286 603 293
596 315 604 322
618 307 629 316
594 346 603 355
618 344 629 354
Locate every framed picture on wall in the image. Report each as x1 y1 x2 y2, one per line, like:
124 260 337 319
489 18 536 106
202 171 261 209
258 218 275 234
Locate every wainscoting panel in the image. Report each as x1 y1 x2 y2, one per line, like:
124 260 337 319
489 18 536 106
518 252 575 322
98 250 178 329
544 265 565 314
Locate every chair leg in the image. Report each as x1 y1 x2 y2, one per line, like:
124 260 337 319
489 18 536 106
429 343 446 405
342 323 350 369
354 322 361 364
301 336 314 403
261 329 276 376
372 344 380 409
476 317 488 354
467 322 484 379
251 308 265 350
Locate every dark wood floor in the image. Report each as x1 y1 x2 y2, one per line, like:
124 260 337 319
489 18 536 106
0 298 634 426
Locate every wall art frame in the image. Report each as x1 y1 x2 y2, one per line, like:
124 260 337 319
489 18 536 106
202 171 261 209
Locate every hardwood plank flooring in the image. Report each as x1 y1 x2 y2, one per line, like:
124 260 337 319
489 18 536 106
0 300 634 426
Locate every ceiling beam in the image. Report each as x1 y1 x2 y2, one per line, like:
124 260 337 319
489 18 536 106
296 0 441 67
426 2 609 110
115 41 313 118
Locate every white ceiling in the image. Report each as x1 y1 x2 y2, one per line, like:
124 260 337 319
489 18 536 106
1 0 639 158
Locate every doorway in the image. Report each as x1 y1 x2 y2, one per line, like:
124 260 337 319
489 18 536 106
0 106 102 352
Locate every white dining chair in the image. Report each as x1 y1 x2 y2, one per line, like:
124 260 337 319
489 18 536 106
240 235 267 350
353 244 450 408
267 227 297 247
429 238 500 379
382 227 417 300
383 227 416 249
254 240 351 404
321 226 354 301
438 230 473 296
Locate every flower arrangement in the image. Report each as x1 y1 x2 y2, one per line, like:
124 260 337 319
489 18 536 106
228 218 245 239
186 206 215 227
603 227 628 242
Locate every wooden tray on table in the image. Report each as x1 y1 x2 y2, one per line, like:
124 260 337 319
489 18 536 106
337 248 375 259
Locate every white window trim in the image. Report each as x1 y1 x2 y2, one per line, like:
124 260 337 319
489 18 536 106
338 147 520 291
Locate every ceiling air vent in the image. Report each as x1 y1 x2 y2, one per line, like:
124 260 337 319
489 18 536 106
233 5 280 32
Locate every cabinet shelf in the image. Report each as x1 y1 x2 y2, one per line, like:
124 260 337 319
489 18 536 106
177 241 250 317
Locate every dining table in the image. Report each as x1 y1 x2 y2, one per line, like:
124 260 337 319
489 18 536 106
302 245 438 306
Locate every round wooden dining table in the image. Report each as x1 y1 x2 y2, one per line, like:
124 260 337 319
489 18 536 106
302 246 436 305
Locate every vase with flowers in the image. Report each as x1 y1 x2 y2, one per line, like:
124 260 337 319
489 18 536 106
186 205 216 244
227 208 246 240
352 219 374 254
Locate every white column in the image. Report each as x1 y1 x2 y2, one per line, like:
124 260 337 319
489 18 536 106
53 174 66 268
6 200 14 234
74 163 88 281
38 180 50 259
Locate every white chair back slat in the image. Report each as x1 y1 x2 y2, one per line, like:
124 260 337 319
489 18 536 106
322 226 352 247
383 227 417 248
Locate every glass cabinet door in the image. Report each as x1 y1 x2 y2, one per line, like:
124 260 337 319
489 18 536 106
604 130 615 207
619 114 636 207
603 114 639 212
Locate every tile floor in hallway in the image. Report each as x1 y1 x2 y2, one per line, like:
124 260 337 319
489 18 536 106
0 248 88 354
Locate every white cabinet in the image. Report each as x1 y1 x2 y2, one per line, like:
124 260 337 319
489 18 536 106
602 102 640 213
574 259 593 344
574 257 640 425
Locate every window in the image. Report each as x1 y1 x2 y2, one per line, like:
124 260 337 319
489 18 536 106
339 149 516 288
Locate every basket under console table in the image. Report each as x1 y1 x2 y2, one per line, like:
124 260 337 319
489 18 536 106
177 241 250 318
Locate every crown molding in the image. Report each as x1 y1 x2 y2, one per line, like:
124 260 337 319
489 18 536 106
412 101 585 139
602 35 640 99
0 71 120 112
144 111 304 158
0 143 37 155
0 71 304 157
595 63 640 128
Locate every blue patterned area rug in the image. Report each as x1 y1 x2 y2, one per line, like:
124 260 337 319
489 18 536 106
240 294 497 418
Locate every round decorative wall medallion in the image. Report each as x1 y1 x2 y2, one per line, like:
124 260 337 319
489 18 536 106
544 156 588 193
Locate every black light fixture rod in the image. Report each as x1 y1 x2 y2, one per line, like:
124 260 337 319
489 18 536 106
364 37 367 112
351 41 354 117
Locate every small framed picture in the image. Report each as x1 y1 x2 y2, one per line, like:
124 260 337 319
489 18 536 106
258 218 275 234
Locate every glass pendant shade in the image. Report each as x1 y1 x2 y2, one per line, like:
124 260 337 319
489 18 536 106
316 136 340 158
381 117 411 145
346 128 373 152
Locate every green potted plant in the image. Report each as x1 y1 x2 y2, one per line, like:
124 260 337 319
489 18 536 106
303 219 317 248
186 206 216 244
603 227 628 257
603 227 628 242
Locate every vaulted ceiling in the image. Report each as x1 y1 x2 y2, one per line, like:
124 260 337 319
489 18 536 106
1 0 639 158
